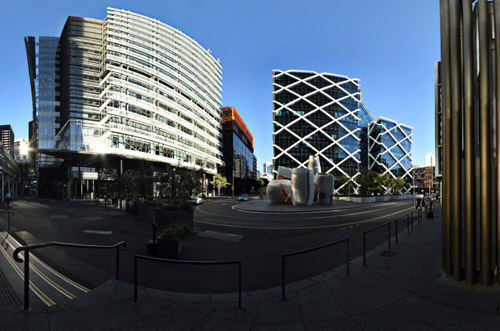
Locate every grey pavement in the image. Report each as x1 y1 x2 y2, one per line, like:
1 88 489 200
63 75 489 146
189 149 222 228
234 196 416 213
234 197 359 212
2 206 500 330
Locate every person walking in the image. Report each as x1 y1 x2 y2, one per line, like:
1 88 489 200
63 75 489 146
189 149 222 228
6 192 11 209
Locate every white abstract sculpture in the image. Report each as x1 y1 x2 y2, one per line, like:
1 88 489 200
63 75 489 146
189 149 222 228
266 179 292 204
307 155 321 175
291 168 314 206
314 173 334 205
277 166 292 180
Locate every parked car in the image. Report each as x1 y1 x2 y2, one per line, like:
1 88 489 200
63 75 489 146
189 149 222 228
238 194 249 201
188 196 204 205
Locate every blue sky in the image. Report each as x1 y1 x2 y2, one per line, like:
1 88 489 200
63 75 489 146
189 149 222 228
0 0 439 168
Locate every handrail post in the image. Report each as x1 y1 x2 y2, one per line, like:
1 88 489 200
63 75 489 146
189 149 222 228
395 218 398 244
116 245 120 280
24 249 30 311
363 232 366 266
238 262 242 309
134 256 138 301
388 223 391 250
281 255 286 301
411 212 414 230
346 239 350 276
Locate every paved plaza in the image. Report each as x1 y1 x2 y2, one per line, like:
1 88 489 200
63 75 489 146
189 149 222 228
0 202 499 330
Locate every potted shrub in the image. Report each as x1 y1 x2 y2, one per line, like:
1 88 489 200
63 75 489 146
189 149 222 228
157 224 190 259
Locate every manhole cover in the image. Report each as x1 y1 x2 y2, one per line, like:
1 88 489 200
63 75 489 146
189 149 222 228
380 250 395 257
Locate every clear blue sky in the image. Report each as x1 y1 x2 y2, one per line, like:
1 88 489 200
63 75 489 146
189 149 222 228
0 0 439 168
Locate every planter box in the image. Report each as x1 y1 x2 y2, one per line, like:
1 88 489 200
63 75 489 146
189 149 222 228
156 209 193 229
157 238 183 259
350 196 376 203
337 196 376 203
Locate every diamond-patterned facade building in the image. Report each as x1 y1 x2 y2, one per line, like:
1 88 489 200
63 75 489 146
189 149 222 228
368 117 413 183
272 70 412 194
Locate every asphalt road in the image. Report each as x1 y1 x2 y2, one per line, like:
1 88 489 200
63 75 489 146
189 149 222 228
0 197 416 300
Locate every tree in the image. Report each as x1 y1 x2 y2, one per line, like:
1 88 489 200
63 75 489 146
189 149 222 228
376 173 392 195
392 177 408 195
357 169 380 196
335 175 350 195
210 174 230 196
257 178 267 193
155 163 204 208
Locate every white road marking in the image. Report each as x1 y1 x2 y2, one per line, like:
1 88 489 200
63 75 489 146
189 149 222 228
194 207 415 230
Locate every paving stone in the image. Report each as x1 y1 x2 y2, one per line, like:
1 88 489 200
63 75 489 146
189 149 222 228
353 305 432 331
416 276 500 315
116 303 208 330
0 310 50 331
210 291 241 304
192 316 252 331
324 276 384 315
251 322 306 331
305 317 363 331
49 296 164 330
296 283 346 323
254 295 302 324
389 293 500 331
212 299 260 322
347 265 411 304
0 263 21 307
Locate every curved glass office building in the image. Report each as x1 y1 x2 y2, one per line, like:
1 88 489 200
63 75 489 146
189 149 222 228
28 8 223 176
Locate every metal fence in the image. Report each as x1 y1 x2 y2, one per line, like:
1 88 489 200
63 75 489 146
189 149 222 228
281 238 349 301
13 240 126 311
134 255 242 308
363 222 391 266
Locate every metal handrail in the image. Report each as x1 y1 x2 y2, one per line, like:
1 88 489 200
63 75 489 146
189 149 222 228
0 209 14 232
13 241 126 311
281 238 349 301
134 255 242 308
363 222 391 266
394 214 411 244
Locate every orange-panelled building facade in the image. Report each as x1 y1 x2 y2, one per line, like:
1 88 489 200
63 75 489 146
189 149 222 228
220 107 257 195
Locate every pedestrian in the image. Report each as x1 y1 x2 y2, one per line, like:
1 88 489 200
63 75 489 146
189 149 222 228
416 198 421 209
6 192 11 209
421 198 426 212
